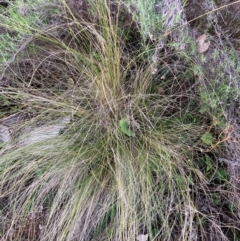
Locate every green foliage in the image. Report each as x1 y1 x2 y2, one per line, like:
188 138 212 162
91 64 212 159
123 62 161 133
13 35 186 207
123 0 164 39
204 154 213 172
201 132 213 145
119 119 135 137
35 168 43 177
211 192 220 205
214 168 228 181
199 82 236 116
199 154 229 183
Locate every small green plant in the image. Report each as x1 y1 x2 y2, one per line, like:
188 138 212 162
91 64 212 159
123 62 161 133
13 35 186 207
214 168 228 181
204 154 213 172
119 118 135 137
201 132 213 145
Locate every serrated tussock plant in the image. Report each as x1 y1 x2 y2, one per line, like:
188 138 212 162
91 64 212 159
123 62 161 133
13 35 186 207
0 0 240 241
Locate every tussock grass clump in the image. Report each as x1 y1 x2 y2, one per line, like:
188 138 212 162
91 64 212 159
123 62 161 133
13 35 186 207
0 0 240 240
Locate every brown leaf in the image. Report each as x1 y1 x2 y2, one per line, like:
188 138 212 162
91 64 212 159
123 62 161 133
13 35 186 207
196 34 210 53
196 33 207 45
